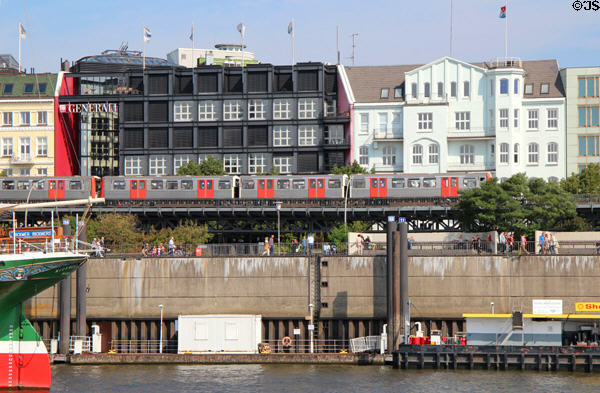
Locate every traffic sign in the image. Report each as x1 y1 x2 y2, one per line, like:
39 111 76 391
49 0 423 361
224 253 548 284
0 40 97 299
398 217 406 223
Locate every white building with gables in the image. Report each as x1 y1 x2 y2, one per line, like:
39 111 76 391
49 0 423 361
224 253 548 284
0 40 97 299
339 57 566 181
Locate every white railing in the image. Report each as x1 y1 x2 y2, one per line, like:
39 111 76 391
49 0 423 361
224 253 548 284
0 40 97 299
488 57 522 69
374 131 403 140
110 339 177 354
350 336 383 353
69 336 91 353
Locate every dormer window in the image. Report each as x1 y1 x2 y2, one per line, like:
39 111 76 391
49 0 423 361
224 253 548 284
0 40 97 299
394 87 403 98
380 88 389 99
23 83 34 94
540 83 549 94
525 83 533 95
3 84 14 94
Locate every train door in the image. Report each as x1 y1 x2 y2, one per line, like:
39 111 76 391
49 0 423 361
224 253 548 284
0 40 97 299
48 180 65 199
441 177 450 197
378 178 387 198
197 180 205 199
449 177 459 197
308 178 325 199
257 179 274 199
206 180 214 199
130 180 146 199
441 177 459 197
369 177 387 198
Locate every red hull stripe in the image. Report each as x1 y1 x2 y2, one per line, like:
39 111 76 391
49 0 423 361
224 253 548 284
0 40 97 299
0 352 51 389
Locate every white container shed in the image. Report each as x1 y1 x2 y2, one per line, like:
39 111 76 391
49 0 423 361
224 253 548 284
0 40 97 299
177 315 262 353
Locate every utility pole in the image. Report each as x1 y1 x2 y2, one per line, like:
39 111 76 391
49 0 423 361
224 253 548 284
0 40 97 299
346 33 359 66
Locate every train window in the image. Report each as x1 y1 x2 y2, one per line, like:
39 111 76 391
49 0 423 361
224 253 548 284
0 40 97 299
131 181 137 190
218 180 231 190
151 180 164 190
35 181 45 190
391 178 405 188
207 180 213 189
278 179 290 189
352 179 365 188
198 181 205 190
139 181 145 190
292 179 306 189
70 181 82 190
242 180 255 189
181 180 193 190
309 179 316 188
17 181 29 190
451 178 458 187
58 181 64 190
463 178 476 188
379 179 385 188
113 181 125 190
423 178 437 188
317 179 324 188
167 181 178 190
371 178 378 188
408 179 421 188
328 179 341 188
2 181 14 190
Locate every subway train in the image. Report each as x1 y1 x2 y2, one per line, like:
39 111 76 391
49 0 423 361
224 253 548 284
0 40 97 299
0 173 491 202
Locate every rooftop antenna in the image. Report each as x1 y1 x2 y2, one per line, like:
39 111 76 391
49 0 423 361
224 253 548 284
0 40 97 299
336 25 340 65
346 32 359 66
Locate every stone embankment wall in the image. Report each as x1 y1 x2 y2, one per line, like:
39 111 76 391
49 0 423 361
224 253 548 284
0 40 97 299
27 255 600 319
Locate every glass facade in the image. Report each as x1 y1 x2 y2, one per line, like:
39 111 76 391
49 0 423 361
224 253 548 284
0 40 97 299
80 111 119 176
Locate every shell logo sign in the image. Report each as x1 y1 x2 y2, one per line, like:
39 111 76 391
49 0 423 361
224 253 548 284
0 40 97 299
576 302 600 312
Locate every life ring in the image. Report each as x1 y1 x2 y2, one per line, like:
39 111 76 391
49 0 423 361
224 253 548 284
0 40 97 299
282 336 292 347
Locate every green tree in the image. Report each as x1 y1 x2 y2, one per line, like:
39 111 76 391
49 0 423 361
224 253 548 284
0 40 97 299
561 164 600 194
93 213 141 251
331 160 368 176
177 157 226 176
327 221 371 250
455 173 586 236
171 220 213 245
0 170 6 177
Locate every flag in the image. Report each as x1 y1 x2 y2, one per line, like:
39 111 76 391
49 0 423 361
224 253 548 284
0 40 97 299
19 23 26 39
143 26 152 43
499 5 506 18
236 22 246 36
288 20 293 35
189 25 194 41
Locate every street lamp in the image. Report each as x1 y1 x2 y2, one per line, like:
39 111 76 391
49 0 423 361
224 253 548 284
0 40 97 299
276 202 282 256
158 304 164 354
308 303 314 354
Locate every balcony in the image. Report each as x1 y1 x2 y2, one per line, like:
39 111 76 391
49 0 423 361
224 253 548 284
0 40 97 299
323 137 349 149
323 111 351 124
9 154 34 164
374 130 403 141
404 96 449 106
447 127 495 139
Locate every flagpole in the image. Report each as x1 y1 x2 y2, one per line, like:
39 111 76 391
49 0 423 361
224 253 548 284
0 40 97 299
241 30 245 67
18 23 21 72
143 25 146 71
450 0 453 57
505 0 508 59
291 19 295 65
192 23 195 68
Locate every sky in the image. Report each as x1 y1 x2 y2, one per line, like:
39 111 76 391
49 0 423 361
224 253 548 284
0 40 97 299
1 0 600 73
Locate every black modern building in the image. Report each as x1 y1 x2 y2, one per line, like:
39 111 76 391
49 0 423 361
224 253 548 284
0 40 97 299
57 49 350 177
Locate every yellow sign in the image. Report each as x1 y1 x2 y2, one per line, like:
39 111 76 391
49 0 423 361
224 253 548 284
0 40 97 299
576 302 600 312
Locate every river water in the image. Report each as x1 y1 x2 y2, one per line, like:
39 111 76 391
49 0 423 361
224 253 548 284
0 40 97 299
48 364 600 393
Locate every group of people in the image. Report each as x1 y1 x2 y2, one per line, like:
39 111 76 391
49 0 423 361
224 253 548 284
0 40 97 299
538 232 559 255
260 234 320 256
91 237 106 257
356 234 376 255
141 237 181 257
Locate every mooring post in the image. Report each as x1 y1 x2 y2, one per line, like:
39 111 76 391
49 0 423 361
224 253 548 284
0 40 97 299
76 221 87 336
58 276 71 355
399 222 409 344
392 231 401 352
386 216 397 354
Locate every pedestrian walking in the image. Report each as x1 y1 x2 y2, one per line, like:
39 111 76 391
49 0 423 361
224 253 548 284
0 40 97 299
520 234 529 255
262 236 269 256
269 235 275 256
538 233 545 255
308 233 314 255
357 234 364 255
499 232 506 254
302 235 307 255
549 233 556 255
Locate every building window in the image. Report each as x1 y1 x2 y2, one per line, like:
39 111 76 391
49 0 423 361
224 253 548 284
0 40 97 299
273 126 292 146
2 137 13 156
579 76 600 98
248 153 267 174
463 81 470 97
298 125 317 146
514 143 520 163
514 79 519 95
223 100 243 120
412 144 423 164
499 79 508 95
547 108 558 129
37 111 47 125
149 155 167 175
429 144 439 164
360 113 369 134
223 154 242 174
547 142 558 164
424 83 430 98
490 79 495 96
540 83 549 94
455 112 470 130
125 156 143 175
248 99 267 120
437 82 444 98
418 113 433 130
383 146 396 165
198 101 217 121
20 168 30 176
450 82 457 97
394 87 403 98
499 143 509 163
514 109 519 128
173 155 191 174
527 109 539 129
20 111 30 126
273 99 292 119
528 143 539 164
23 83 34 94
380 88 389 98
460 144 474 164
490 144 495 162
298 98 318 119
273 156 292 174
392 113 402 134
579 136 600 156
3 112 13 126
36 136 47 156
19 137 31 160
499 109 509 129
525 84 533 95
578 106 600 127
37 168 47 176
378 113 388 134
174 101 193 121
359 145 369 165
411 83 417 98
3 84 13 94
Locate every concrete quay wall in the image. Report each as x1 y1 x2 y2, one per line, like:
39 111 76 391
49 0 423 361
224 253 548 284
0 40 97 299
27 255 600 320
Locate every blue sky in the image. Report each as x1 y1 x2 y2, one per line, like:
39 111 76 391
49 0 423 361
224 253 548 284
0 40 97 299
1 0 599 73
